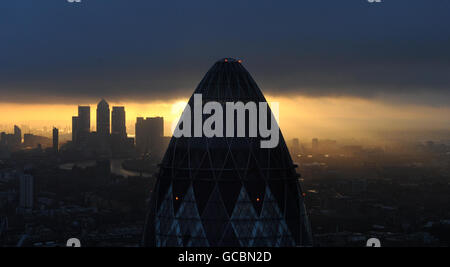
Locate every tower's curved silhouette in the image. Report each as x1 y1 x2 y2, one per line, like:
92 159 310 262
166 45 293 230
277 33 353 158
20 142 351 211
143 58 312 247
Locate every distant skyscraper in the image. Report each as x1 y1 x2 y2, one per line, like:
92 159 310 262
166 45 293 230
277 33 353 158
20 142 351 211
14 125 21 144
135 117 163 155
19 174 34 210
78 106 91 134
112 106 127 138
0 126 22 149
53 128 59 152
72 116 79 144
143 59 312 247
97 99 110 136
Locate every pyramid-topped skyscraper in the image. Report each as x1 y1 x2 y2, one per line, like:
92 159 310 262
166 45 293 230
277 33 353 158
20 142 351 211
143 58 312 247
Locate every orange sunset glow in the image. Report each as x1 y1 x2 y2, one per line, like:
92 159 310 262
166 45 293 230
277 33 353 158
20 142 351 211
1 95 449 144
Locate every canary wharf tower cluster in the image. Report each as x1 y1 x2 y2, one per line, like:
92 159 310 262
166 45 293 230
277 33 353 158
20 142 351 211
143 59 312 247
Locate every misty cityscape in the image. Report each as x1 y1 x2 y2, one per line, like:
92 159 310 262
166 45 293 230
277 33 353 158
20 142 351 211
1 94 449 246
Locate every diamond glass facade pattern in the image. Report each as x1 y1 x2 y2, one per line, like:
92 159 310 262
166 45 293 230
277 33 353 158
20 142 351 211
143 58 312 247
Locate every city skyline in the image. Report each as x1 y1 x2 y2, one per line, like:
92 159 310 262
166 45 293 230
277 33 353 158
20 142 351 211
1 96 449 144
1 1 450 145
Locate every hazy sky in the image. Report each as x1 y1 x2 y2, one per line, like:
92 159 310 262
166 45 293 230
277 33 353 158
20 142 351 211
1 0 450 141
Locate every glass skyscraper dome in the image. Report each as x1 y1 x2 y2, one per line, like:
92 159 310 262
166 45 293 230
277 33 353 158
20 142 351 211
143 58 312 247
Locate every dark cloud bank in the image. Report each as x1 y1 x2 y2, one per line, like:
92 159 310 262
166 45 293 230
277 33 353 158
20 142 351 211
1 0 450 105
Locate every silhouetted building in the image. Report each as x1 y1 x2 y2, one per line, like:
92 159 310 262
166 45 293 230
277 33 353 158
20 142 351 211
23 134 33 147
72 116 79 144
53 128 59 152
0 127 22 149
14 125 21 144
112 106 126 138
97 99 110 136
0 126 22 149
143 58 312 247
23 134 50 148
135 117 163 155
72 106 90 145
78 106 91 134
72 106 91 145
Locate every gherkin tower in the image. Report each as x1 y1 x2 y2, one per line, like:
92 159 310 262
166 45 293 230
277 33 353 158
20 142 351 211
143 58 312 247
